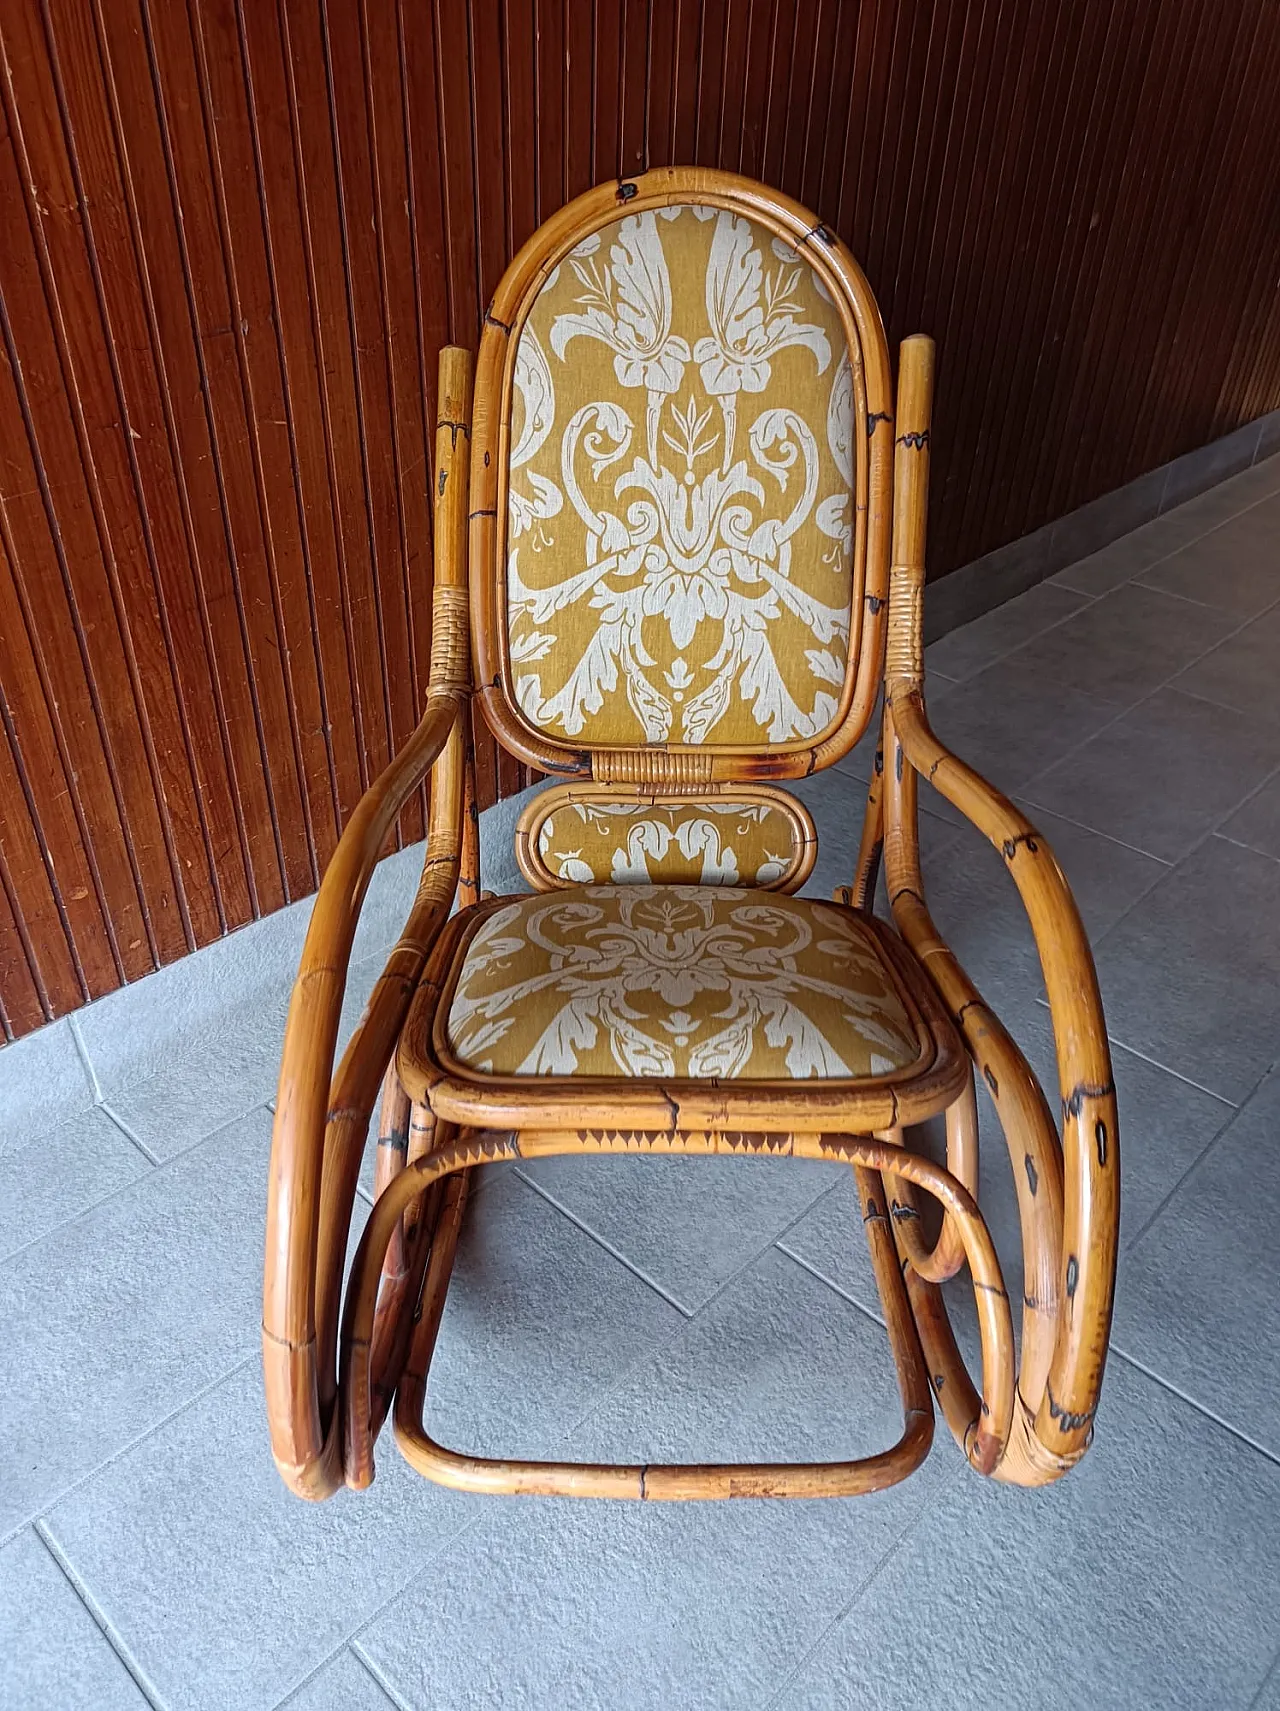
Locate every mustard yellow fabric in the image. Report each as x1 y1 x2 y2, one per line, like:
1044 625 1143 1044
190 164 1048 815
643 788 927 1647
506 205 856 748
536 798 801 887
445 887 918 1080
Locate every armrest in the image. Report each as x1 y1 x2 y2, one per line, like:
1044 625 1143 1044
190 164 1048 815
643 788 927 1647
882 337 1119 1484
263 348 475 1499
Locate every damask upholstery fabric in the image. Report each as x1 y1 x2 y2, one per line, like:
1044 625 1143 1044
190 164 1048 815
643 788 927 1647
444 887 918 1081
536 798 801 887
506 205 856 748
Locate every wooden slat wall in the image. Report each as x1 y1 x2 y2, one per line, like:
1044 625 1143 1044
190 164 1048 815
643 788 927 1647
2 0 1278 1039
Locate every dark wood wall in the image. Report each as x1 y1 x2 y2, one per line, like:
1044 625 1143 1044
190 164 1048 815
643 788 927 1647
2 0 1279 1039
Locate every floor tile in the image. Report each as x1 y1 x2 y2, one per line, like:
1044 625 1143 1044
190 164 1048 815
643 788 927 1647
771 1358 1280 1711
0 1526 148 1710
1090 835 1280 1102
516 1154 843 1313
0 1105 150 1263
359 1249 949 1711
107 951 387 1164
424 1169 685 1461
791 763 884 897
1171 605 1280 722
1050 540 1146 596
1159 425 1262 513
1002 582 1236 711
1253 1657 1280 1711
924 581 1090 682
882 801 1161 1009
44 1361 473 1711
1023 687 1280 862
1137 521 1280 618
1220 771 1280 861
0 1016 95 1155
922 657 1122 799
1111 1068 1280 1458
0 1107 274 1536
282 1648 398 1709
1048 511 1193 595
478 782 543 897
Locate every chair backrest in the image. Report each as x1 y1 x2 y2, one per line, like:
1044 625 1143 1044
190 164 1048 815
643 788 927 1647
469 168 895 882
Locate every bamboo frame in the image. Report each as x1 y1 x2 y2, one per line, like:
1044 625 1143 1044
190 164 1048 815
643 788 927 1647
264 170 1119 1507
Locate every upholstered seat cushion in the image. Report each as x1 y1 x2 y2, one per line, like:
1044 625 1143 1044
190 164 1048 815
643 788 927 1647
444 886 920 1081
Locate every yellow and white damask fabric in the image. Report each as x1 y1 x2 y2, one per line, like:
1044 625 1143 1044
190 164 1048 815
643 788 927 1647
537 799 799 887
507 205 856 748
445 887 918 1081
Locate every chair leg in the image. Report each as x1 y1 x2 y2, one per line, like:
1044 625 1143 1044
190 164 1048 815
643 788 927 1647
356 1098 451 1484
881 1067 979 1284
336 1127 1013 1499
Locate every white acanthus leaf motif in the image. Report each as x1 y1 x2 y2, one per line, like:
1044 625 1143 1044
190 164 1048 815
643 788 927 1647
816 349 854 558
549 212 692 463
509 326 563 541
696 212 832 468
522 389 845 743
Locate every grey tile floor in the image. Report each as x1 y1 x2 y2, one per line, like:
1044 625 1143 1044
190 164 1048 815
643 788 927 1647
3 453 1280 1709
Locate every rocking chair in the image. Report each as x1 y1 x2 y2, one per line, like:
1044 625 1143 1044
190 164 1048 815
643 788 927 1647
264 168 1118 1503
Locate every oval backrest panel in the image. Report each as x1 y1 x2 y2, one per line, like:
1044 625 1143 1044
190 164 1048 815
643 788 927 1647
470 169 894 785
515 784 817 892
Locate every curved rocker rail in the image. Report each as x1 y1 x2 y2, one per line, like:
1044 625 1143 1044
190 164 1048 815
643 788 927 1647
262 350 475 1500
335 1129 1016 1499
882 337 1120 1483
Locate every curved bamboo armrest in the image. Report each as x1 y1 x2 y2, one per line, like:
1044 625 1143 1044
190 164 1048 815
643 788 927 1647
883 335 1119 1484
263 348 474 1499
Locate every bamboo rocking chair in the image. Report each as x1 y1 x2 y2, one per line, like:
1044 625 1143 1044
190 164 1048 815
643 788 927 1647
264 167 1119 1503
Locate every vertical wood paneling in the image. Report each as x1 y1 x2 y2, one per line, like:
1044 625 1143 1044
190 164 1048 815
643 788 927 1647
2 0 1279 1039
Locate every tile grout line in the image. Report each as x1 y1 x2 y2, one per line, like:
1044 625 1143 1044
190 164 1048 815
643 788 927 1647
100 1100 163 1168
348 1641 416 1711
1010 795 1175 865
348 1645 412 1711
0 1101 276 1273
758 1460 969 1711
33 1520 166 1711
271 1640 403 1711
1071 749 1280 976
511 1167 697 1317
1008 589 1280 973
1217 829 1280 867
774 1242 887 1332
67 1011 104 1104
331 1179 841 1662
1249 1646 1280 1711
3 1351 262 1554
1120 1056 1276 1257
1108 1348 1280 1473
1054 1013 1242 1106
538 1173 855 1454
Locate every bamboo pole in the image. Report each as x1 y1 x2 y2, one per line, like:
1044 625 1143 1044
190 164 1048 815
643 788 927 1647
883 335 1120 1480
263 348 474 1499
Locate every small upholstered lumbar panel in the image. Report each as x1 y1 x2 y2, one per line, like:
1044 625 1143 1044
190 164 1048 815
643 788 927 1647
536 798 801 887
444 886 918 1081
506 203 856 749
